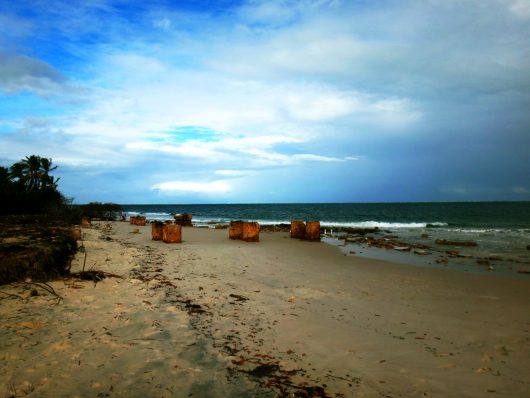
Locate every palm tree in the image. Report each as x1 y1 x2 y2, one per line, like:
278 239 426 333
40 157 59 189
9 155 60 191
0 166 9 185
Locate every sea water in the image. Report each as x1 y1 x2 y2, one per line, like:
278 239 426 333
120 202 530 277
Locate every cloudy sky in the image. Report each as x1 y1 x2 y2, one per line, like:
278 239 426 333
1 0 529 204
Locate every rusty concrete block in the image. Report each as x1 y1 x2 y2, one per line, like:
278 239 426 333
290 220 306 239
242 222 260 242
71 227 82 241
229 221 244 240
152 222 164 241
175 213 193 226
163 224 182 243
305 221 321 241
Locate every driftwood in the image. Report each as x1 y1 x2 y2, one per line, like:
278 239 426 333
1 281 64 304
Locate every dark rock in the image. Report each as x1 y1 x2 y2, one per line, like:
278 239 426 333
341 227 380 235
435 239 478 247
174 213 193 227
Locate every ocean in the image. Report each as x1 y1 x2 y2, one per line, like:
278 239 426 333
120 202 530 276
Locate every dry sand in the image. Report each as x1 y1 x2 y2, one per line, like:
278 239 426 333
1 221 529 397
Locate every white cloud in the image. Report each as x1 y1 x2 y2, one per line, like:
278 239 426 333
151 180 231 194
215 169 252 177
502 0 530 19
153 18 172 30
2 0 528 202
292 154 344 162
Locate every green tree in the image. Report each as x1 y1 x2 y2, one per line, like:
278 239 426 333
9 155 59 191
0 166 9 185
2 156 65 215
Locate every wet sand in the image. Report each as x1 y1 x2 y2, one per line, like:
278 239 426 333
1 221 529 397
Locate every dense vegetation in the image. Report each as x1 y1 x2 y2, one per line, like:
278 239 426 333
0 155 66 215
79 202 123 221
1 155 122 220
0 155 122 284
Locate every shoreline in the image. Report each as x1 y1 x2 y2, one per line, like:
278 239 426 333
120 209 530 278
1 221 529 397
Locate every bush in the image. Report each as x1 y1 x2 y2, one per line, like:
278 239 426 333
79 202 123 221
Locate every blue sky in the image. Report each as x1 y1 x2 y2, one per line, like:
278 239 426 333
1 0 529 204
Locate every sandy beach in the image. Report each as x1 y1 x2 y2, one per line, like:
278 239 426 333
1 221 529 397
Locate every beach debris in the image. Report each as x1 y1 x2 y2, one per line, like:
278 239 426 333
229 293 249 302
435 239 478 247
436 257 449 264
174 213 193 226
517 269 530 274
162 224 182 243
130 215 147 226
414 249 431 255
130 228 140 234
477 259 491 266
247 363 280 377
71 269 122 284
81 216 91 228
0 289 26 301
151 221 164 241
184 300 206 314
291 220 306 239
488 255 503 261
235 361 331 397
393 246 411 252
18 281 63 302
261 224 290 232
71 226 82 241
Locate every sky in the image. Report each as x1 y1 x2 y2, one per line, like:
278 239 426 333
1 0 529 204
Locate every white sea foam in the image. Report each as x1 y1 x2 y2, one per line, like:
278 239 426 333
319 221 448 229
123 211 449 229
